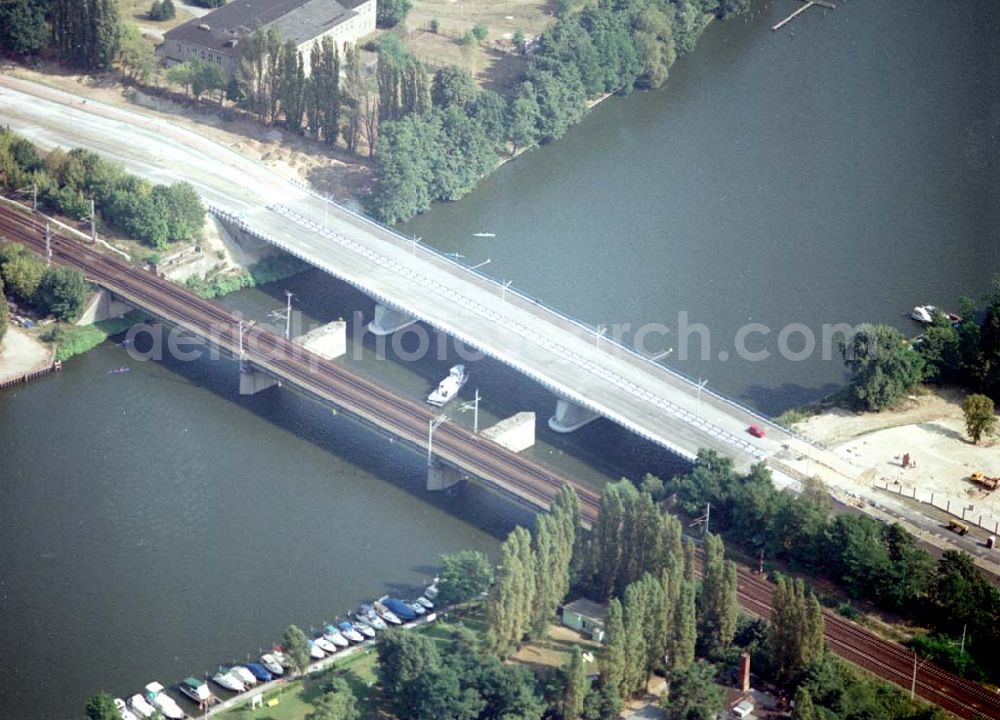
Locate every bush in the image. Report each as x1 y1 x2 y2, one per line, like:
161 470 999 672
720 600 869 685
377 0 412 28
471 23 489 42
429 18 439 33
33 266 89 321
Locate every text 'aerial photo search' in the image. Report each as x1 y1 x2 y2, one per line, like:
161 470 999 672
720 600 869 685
0 1 997 719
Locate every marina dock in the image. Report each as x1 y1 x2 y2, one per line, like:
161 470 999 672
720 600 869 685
772 0 835 31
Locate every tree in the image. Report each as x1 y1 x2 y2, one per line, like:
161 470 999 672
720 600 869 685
377 0 411 28
487 526 535 655
0 0 49 55
841 323 926 411
280 40 307 130
768 577 824 685
791 686 815 720
376 629 442 719
118 23 158 83
671 580 697 671
562 646 589 720
660 660 722 720
52 0 121 70
281 624 311 675
84 692 122 720
601 598 626 699
438 549 493 606
471 23 489 42
156 182 204 242
2 250 46 303
699 533 738 656
306 37 341 144
963 393 996 444
307 678 359 720
34 266 88 321
432 66 477 110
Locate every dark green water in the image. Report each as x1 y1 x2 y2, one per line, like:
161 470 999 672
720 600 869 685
1 2 997 717
403 0 999 414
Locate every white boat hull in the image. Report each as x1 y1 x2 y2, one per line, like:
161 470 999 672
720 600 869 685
211 672 245 693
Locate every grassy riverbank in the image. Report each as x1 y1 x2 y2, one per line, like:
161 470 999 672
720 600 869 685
43 311 144 362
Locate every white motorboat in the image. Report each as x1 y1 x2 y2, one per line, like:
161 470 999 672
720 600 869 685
178 677 215 707
337 621 365 643
128 694 156 719
144 682 185 720
424 582 439 600
409 601 427 615
353 621 376 639
309 640 327 659
315 635 339 654
356 605 388 630
427 364 468 406
115 698 138 720
912 305 936 323
260 653 285 676
211 669 246 693
272 650 293 668
416 595 434 609
230 666 257 687
373 600 402 625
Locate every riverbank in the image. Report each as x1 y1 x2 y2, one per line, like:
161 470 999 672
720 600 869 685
0 325 55 383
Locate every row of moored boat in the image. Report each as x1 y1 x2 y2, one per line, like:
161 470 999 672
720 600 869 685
112 583 439 719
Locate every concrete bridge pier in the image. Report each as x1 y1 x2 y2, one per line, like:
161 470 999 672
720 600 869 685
548 398 600 433
239 362 279 395
76 288 133 325
427 461 464 491
367 303 417 336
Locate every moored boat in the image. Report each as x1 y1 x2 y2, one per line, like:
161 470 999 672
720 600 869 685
382 597 417 621
427 364 468 406
373 600 403 625
128 694 156 719
245 662 273 682
338 621 365 643
114 698 138 720
423 582 439 600
309 640 327 659
416 595 434 610
409 601 427 615
177 677 215 707
353 621 376 639
144 682 185 720
229 666 257 687
315 635 339 654
357 604 388 630
260 653 285 676
211 669 245 693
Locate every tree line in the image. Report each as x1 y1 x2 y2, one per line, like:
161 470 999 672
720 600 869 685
0 242 89 322
370 0 750 222
0 128 205 249
663 450 1000 682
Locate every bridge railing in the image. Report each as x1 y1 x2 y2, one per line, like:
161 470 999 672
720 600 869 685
235 185 825 453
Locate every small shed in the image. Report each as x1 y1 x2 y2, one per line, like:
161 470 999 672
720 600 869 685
561 598 607 643
732 699 755 720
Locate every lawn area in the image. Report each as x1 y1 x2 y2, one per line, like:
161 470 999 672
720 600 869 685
511 623 602 673
399 0 556 91
119 0 195 32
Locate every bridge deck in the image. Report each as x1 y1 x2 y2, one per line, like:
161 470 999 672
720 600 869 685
0 76 856 487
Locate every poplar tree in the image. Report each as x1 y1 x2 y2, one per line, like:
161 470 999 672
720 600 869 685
307 37 341 144
699 533 738 655
562 645 588 720
279 40 306 131
683 538 697 583
488 526 536 656
671 580 697 671
791 686 815 720
601 599 626 699
622 580 648 697
530 513 558 638
342 44 363 153
768 577 825 684
551 484 579 597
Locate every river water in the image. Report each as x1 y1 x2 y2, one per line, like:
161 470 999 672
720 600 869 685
403 0 999 414
1 1 997 717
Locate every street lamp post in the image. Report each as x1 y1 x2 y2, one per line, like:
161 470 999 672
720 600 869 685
501 279 512 304
696 378 708 404
427 414 448 466
470 258 491 271
284 290 294 340
596 325 607 349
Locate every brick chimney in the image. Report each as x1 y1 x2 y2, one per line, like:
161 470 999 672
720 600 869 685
738 652 751 692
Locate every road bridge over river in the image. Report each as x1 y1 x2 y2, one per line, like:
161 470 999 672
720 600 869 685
0 76 858 489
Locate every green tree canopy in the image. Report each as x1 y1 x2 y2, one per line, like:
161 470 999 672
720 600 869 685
438 549 494 606
34 265 89 321
660 660 722 720
281 623 311 675
84 692 122 720
0 0 49 54
841 323 926 411
962 393 996 444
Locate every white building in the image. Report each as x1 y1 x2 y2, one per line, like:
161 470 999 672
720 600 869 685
159 0 376 79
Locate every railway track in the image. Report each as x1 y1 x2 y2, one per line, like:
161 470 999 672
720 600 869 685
0 205 600 523
3 206 998 719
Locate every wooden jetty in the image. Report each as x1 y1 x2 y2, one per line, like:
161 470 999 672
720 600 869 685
772 0 835 31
